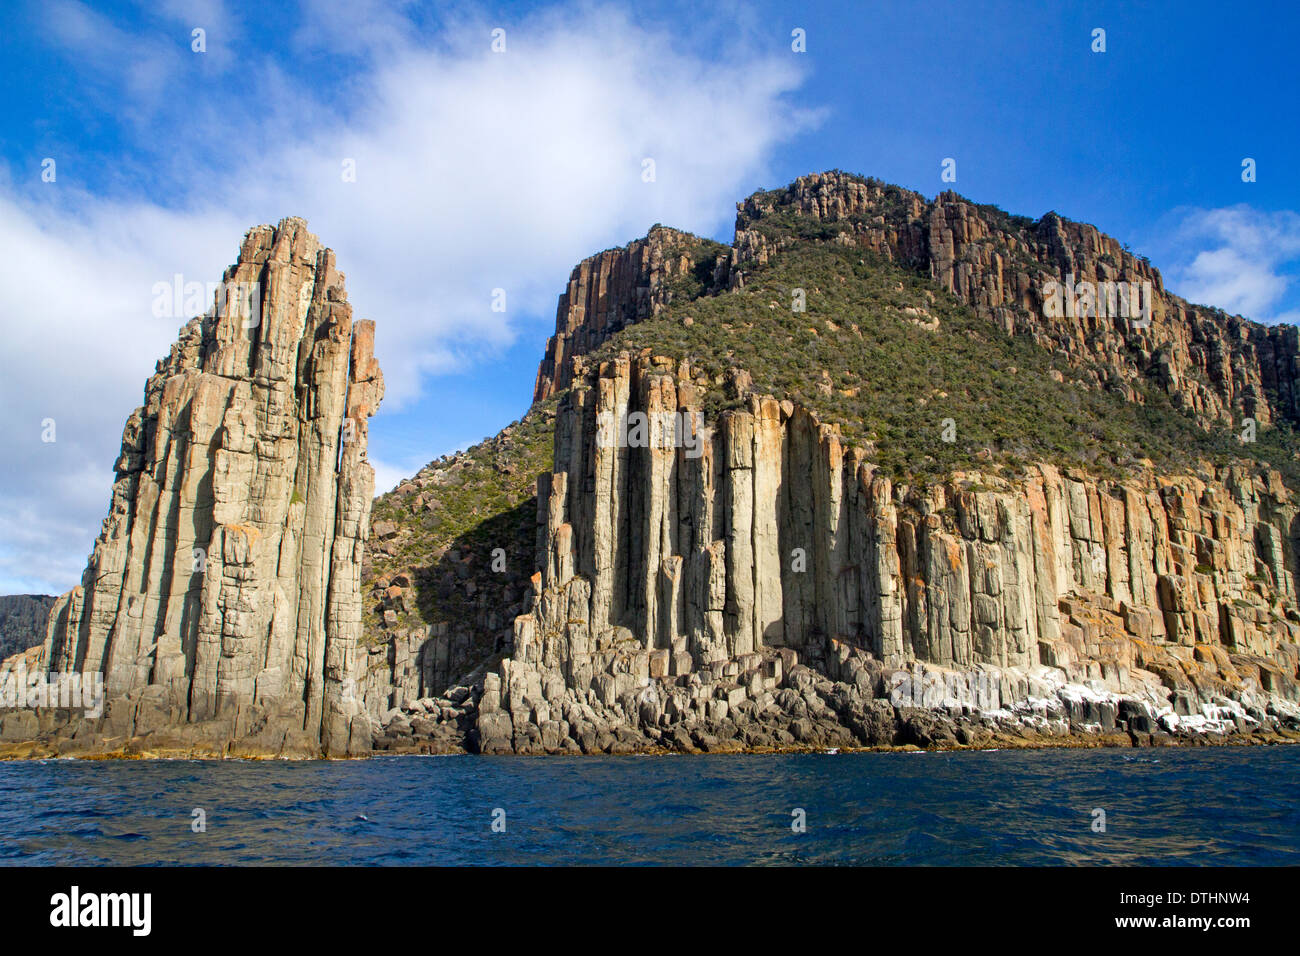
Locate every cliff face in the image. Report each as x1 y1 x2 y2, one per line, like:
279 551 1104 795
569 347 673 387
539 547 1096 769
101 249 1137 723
448 352 1299 755
1 218 383 757
532 355 1300 676
535 172 1300 436
368 171 1300 756
533 226 726 402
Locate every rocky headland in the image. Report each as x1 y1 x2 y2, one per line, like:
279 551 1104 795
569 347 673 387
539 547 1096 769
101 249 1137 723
4 171 1300 759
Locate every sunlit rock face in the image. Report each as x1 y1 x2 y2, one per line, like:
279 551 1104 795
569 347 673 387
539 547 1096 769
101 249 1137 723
8 218 383 757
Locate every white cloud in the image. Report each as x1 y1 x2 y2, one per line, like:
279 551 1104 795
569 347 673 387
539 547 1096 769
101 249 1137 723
0 6 816 594
1153 205 1300 323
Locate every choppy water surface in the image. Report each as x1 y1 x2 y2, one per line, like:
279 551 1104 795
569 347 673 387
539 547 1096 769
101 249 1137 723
1 747 1296 865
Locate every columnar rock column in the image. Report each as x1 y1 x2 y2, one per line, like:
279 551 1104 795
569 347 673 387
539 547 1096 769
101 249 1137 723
515 350 1300 712
38 217 383 755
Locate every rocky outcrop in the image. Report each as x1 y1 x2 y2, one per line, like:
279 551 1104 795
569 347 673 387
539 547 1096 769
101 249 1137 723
0 218 383 758
0 595 57 660
371 173 1300 757
533 226 724 402
10 172 1300 761
730 171 1297 430
369 352 1300 756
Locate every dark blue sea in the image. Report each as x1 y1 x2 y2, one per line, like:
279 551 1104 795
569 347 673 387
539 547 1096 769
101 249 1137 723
2 747 1297 865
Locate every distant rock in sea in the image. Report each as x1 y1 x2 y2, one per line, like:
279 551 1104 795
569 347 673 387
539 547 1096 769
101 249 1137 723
0 595 57 661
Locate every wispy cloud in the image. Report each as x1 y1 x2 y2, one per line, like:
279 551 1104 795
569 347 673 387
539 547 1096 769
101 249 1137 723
1 4 816 594
43 0 200 106
1150 205 1300 324
289 0 421 62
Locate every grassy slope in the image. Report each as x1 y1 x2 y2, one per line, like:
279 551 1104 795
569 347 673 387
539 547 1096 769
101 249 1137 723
362 404 555 639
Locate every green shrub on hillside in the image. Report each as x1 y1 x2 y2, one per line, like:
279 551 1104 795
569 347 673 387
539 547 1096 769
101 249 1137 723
585 240 1300 487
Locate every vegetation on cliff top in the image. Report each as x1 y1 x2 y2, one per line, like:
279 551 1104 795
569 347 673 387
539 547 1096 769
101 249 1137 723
585 236 1300 487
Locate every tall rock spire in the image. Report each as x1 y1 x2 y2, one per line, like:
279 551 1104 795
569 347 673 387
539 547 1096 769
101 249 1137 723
38 217 383 756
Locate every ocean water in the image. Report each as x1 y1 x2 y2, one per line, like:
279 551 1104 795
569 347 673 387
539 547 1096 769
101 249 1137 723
1 747 1297 865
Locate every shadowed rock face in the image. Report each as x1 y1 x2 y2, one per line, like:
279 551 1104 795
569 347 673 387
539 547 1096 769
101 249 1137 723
3 218 383 757
0 595 56 661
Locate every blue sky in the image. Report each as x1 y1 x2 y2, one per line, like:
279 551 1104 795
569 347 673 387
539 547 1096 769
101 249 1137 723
1 0 1297 595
